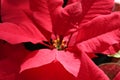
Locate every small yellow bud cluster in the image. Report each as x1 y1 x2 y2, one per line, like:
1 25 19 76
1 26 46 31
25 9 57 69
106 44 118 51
52 37 67 50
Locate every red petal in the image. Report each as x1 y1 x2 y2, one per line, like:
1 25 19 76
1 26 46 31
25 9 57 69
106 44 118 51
67 0 80 4
0 41 30 79
20 49 80 77
21 49 75 80
29 0 52 39
1 0 48 44
77 12 120 42
114 71 120 80
1 0 29 10
50 1 82 35
2 0 29 22
76 12 120 56
55 50 80 77
0 59 19 80
80 0 114 23
77 28 120 56
20 49 109 80
29 0 82 36
20 49 78 80
99 63 120 80
0 23 46 44
20 62 76 80
78 51 109 80
0 41 30 63
20 49 56 73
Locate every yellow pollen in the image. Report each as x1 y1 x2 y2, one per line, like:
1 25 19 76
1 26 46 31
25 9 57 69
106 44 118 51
52 37 67 50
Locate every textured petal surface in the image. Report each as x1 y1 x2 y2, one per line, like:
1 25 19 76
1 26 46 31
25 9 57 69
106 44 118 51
0 59 19 80
30 0 82 36
0 22 46 44
49 0 82 35
29 0 52 40
67 0 80 4
80 0 114 24
77 28 120 56
0 41 30 80
113 71 120 80
99 63 120 80
20 49 109 80
1 0 47 44
20 49 56 73
1 0 29 22
0 41 30 63
55 50 80 77
77 51 109 80
20 62 76 80
76 12 120 57
77 12 120 42
20 49 80 77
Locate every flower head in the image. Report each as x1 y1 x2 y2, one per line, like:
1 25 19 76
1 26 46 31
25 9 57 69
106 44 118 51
0 0 120 80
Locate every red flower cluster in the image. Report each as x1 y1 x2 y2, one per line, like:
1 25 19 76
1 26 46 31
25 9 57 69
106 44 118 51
0 0 120 80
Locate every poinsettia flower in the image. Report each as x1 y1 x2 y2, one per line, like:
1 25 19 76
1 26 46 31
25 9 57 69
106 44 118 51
0 0 120 80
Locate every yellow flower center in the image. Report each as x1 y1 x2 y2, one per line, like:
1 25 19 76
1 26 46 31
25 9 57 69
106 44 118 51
52 37 67 50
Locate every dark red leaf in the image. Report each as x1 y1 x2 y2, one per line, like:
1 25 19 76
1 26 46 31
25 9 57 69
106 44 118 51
99 63 120 80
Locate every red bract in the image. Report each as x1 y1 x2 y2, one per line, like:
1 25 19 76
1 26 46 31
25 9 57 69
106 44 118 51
0 0 120 80
76 12 120 58
0 40 30 80
20 49 109 80
113 71 120 80
99 63 120 79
